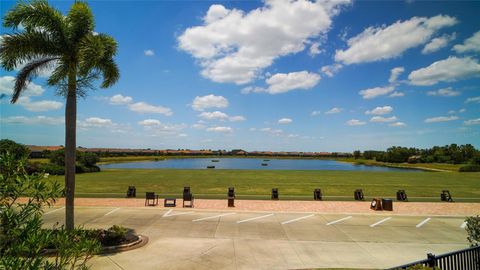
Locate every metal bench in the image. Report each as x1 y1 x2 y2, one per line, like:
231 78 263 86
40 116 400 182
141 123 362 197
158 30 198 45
145 192 159 206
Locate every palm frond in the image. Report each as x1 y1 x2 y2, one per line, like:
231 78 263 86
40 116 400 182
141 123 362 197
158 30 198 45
11 56 59 103
66 1 94 44
97 58 119 88
47 59 69 86
0 31 60 70
3 0 66 46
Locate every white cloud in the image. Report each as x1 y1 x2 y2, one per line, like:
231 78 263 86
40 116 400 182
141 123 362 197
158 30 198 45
0 76 44 97
365 106 393 115
241 86 266 94
422 33 456 54
389 122 407 127
464 118 480 126
424 116 459 123
144 49 155 56
198 111 229 121
229 115 246 122
138 119 187 135
1 115 63 125
335 15 457 64
359 86 394 99
448 108 466 114
453 31 480 53
191 94 229 111
198 111 245 122
80 117 113 128
110 94 133 105
178 133 188 137
427 87 460 97
311 110 321 116
206 126 233 133
138 119 161 126
389 91 405 97
128 102 172 116
465 96 480 103
15 96 62 112
370 116 398 123
260 127 284 135
265 71 320 94
309 42 323 57
0 76 62 112
178 0 349 84
320 63 343 78
408 57 480 86
346 119 366 126
278 118 292 124
388 67 405 83
192 123 206 129
325 107 343 114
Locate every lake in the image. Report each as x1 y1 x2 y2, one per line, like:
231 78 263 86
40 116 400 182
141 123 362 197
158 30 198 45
99 158 421 172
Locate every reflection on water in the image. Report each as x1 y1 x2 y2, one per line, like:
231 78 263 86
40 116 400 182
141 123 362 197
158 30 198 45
100 158 421 172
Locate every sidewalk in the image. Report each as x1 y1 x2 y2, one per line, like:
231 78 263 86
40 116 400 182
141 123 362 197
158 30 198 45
47 197 480 216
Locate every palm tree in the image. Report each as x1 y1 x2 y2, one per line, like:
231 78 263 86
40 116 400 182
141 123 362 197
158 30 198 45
1 0 119 231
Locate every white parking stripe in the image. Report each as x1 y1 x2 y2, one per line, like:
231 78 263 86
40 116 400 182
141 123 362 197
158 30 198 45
416 218 431 228
192 213 235 222
281 214 314 225
44 207 65 215
460 221 467 229
163 211 193 217
104 208 120 216
237 213 274 224
326 216 352 226
162 209 173 217
370 217 392 227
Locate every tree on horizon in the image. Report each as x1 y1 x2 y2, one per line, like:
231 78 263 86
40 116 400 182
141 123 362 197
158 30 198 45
1 0 120 230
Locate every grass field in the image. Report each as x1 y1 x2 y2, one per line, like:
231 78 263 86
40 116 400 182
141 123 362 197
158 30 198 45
49 169 480 202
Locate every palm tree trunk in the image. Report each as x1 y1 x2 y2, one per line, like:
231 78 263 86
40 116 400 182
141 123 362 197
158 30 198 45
65 68 77 231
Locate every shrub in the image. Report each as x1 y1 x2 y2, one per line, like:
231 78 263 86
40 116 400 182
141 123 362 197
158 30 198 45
0 139 30 160
39 163 65 175
459 164 480 172
0 152 100 269
465 216 480 246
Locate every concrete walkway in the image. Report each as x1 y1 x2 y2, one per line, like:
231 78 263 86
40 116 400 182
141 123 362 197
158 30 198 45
42 206 470 269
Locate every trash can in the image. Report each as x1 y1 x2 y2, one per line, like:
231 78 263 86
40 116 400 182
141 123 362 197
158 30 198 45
382 198 393 211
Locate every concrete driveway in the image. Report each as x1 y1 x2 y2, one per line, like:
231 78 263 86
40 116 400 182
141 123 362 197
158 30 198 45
42 206 469 269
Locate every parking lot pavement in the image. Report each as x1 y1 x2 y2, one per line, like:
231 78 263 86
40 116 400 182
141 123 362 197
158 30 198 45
42 206 469 269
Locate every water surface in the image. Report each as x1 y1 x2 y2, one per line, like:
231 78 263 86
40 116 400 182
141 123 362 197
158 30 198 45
100 158 421 172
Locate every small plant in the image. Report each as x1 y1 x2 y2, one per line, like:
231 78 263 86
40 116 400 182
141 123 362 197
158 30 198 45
465 215 480 246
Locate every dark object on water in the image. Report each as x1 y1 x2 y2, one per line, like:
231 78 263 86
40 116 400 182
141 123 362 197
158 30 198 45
263 159 270 161
145 192 158 206
127 186 136 198
261 163 268 166
396 190 408 201
228 187 235 207
183 186 194 207
370 198 382 211
313 188 322 201
207 165 215 169
441 190 453 202
354 189 364 201
211 160 219 162
382 198 393 211
271 188 279 200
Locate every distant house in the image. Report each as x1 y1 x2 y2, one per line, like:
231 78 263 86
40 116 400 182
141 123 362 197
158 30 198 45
27 145 63 158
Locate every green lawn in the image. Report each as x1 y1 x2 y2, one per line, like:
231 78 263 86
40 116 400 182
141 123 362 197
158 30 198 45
49 169 480 202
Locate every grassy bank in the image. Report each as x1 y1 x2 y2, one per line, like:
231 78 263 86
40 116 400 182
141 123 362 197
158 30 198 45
338 158 461 172
49 169 480 202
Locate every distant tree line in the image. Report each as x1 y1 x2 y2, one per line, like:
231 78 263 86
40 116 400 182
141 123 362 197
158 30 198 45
353 144 480 172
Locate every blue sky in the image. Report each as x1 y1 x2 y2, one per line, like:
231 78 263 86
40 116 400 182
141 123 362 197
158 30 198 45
1 0 479 152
